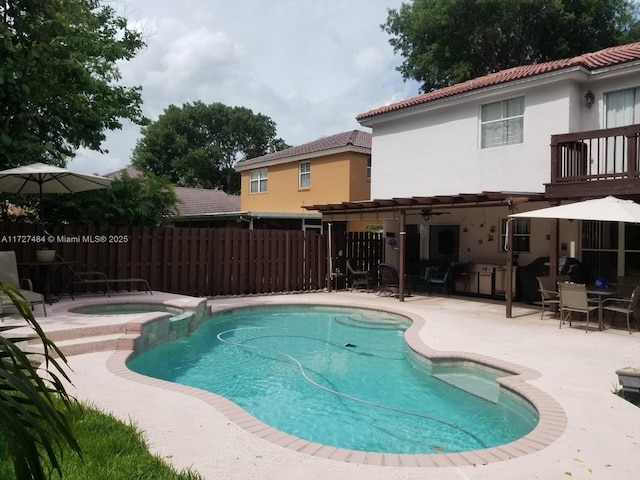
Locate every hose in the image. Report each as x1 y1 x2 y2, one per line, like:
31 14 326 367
216 326 487 449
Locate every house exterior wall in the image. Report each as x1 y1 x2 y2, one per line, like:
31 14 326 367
369 80 587 199
367 70 640 201
239 151 370 213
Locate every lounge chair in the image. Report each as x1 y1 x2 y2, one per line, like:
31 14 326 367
0 251 47 318
60 255 152 299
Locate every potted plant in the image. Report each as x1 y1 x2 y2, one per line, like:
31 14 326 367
616 366 640 393
36 234 56 262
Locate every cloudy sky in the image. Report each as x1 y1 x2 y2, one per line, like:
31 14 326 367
68 0 421 175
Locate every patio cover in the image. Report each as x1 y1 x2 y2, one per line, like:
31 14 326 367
509 196 640 223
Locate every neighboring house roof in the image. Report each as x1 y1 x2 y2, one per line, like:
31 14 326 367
235 129 371 170
174 186 240 216
102 167 240 216
103 167 142 179
357 42 640 122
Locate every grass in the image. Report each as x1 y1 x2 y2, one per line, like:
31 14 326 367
0 399 203 480
613 386 640 407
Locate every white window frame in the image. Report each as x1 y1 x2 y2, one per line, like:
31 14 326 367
299 161 310 188
366 155 371 179
480 97 524 148
250 168 267 193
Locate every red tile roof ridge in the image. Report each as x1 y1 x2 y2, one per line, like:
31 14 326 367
357 42 640 121
236 129 371 168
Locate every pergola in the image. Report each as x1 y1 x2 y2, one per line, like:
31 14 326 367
305 191 548 318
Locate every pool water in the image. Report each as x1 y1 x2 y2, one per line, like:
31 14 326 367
70 303 184 316
127 305 538 454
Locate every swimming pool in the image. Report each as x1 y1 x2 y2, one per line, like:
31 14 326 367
127 305 538 454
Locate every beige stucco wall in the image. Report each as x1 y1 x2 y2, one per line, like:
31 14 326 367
240 152 370 213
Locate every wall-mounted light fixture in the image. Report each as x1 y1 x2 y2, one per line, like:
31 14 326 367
584 90 595 109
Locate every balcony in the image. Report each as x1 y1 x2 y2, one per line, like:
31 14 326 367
547 124 640 199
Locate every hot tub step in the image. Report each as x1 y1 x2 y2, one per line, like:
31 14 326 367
36 323 127 343
26 334 126 357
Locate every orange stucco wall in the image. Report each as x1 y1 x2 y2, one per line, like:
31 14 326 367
240 152 370 212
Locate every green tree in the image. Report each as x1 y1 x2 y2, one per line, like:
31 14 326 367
0 0 146 169
383 0 640 92
0 283 80 480
41 171 179 226
131 102 290 194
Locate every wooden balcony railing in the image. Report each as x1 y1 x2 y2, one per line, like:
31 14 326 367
548 124 640 199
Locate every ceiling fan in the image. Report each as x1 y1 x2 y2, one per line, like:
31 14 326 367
420 209 451 221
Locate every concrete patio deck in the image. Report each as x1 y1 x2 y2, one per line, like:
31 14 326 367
4 290 640 480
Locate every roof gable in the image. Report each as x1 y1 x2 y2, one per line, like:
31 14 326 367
235 129 371 170
357 42 640 121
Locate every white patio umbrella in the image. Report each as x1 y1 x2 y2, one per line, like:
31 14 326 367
0 162 112 224
504 196 640 318
509 196 640 223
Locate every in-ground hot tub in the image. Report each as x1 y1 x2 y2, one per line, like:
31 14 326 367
69 303 184 316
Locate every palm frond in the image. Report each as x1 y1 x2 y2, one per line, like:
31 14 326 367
1 282 81 480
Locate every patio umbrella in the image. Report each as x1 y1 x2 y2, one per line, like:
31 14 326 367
509 196 640 223
0 162 112 224
505 196 640 318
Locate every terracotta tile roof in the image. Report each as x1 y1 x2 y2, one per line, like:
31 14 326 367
174 187 240 216
235 129 371 169
357 42 640 121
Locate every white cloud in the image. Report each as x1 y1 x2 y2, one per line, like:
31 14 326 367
69 0 420 175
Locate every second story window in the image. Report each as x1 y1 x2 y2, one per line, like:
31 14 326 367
250 168 267 193
299 161 310 188
366 155 371 179
481 97 524 148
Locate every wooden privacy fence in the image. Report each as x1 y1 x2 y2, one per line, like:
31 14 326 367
0 224 383 297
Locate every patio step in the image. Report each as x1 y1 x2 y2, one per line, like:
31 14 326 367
433 372 500 403
26 333 140 357
40 323 128 343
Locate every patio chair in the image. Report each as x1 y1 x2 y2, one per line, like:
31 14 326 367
425 264 453 295
558 282 599 332
60 255 152 299
536 276 560 319
377 263 411 297
0 251 47 318
346 259 375 292
602 285 640 334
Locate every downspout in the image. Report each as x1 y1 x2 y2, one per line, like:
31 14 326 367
399 210 406 302
505 217 515 318
327 222 333 292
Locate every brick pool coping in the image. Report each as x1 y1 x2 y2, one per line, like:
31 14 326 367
106 299 567 467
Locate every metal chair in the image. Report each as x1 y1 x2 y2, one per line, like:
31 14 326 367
536 276 560 319
602 285 640 334
558 282 599 332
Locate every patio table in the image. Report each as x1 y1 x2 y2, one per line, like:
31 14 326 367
18 259 75 304
586 287 616 330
